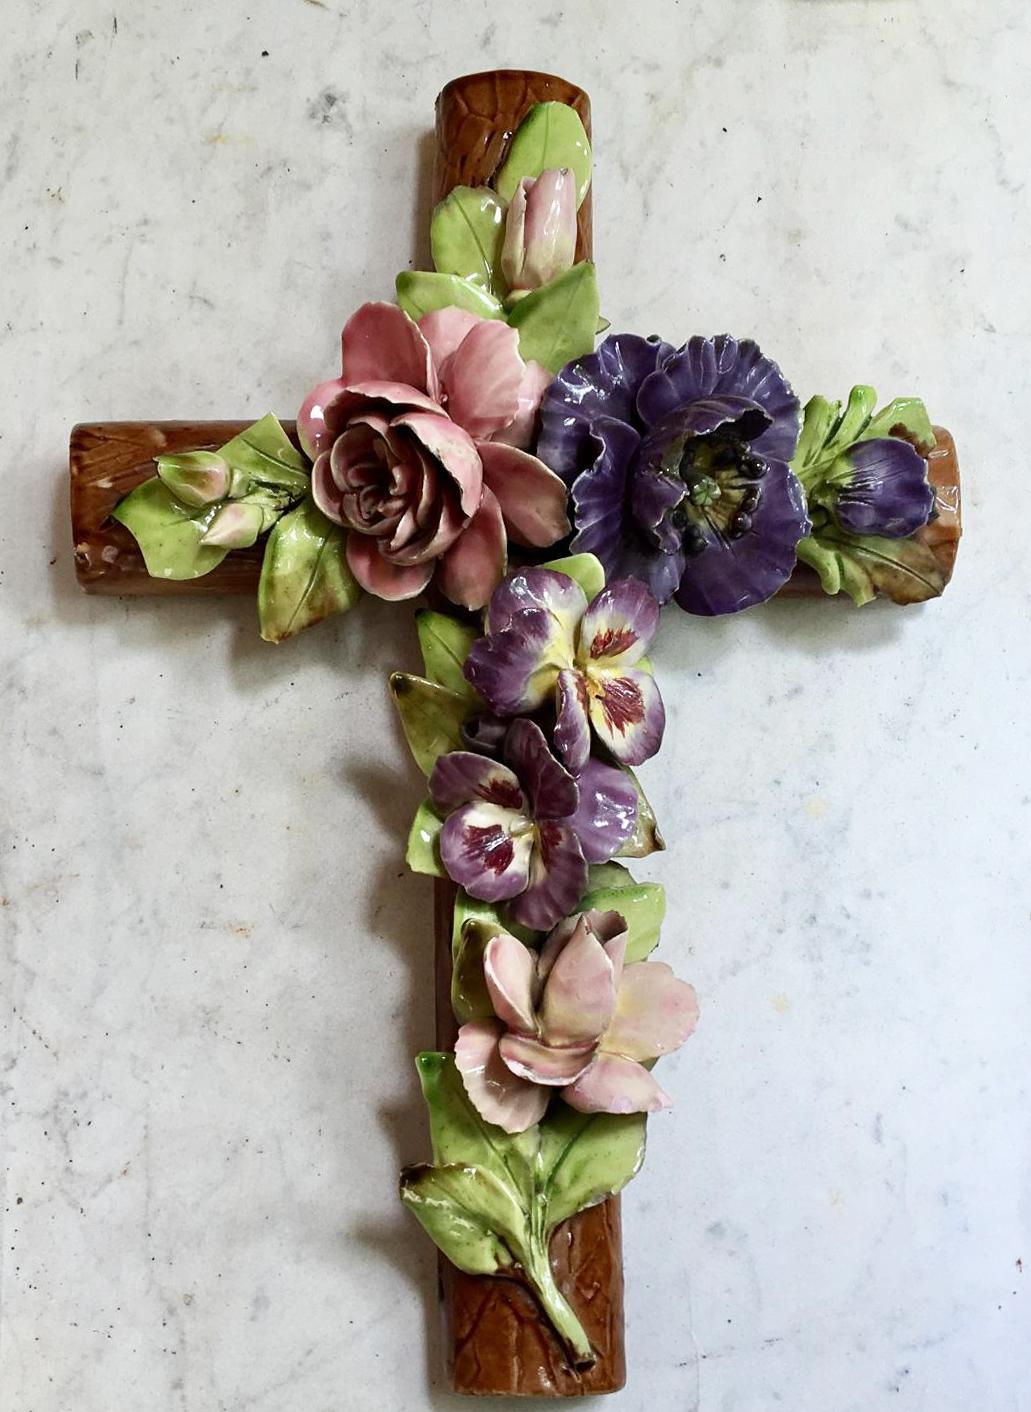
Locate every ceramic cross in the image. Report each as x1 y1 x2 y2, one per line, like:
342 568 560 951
67 69 962 1399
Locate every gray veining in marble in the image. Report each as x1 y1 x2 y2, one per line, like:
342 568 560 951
1 1 1029 1408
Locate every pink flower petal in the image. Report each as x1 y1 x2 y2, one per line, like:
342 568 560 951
326 381 445 432
344 534 433 601
605 962 699 1062
493 359 553 450
393 410 482 519
484 932 539 1034
298 377 347 461
499 1032 595 1086
435 485 507 611
587 667 666 766
477 442 570 549
418 307 484 371
341 301 436 397
455 1020 549 1134
563 1053 673 1115
538 914 617 1047
441 321 524 441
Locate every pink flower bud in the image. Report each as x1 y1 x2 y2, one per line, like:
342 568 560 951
200 501 264 548
501 168 577 296
156 451 230 508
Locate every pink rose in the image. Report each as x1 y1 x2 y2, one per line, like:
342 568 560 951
298 302 567 608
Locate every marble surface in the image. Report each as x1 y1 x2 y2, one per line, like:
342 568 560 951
1 1 1029 1408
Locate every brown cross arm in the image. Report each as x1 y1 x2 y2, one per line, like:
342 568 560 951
69 417 961 599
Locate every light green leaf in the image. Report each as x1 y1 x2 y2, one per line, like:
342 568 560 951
400 1163 519 1275
415 1053 538 1200
537 1104 647 1232
451 917 499 1024
257 498 359 642
538 551 605 601
507 262 599 374
396 271 504 322
494 102 592 208
430 186 508 296
616 768 665 858
578 881 665 963
864 396 936 455
406 799 445 877
586 860 632 889
218 413 310 498
792 387 936 494
389 672 476 775
415 611 480 700
796 527 946 607
112 479 230 581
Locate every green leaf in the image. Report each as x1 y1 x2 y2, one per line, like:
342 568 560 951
537 1104 647 1232
792 387 936 494
415 1053 537 1199
430 186 508 296
415 611 480 699
451 918 499 1024
797 527 946 607
389 672 476 775
616 768 665 858
507 262 600 374
395 271 504 322
494 102 592 208
538 551 605 601
218 413 310 498
406 799 445 877
578 881 665 963
586 860 632 889
112 479 230 581
864 396 936 455
257 498 359 642
400 1163 519 1275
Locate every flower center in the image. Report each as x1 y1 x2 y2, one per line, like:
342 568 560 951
673 433 767 551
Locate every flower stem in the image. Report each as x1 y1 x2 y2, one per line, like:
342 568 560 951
522 1236 595 1369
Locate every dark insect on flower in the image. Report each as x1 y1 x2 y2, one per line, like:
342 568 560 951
536 333 811 615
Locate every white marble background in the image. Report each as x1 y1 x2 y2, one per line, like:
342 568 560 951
1 1 1028 1408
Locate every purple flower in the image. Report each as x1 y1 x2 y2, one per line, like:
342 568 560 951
464 567 664 771
429 719 637 930
536 333 811 615
823 438 934 539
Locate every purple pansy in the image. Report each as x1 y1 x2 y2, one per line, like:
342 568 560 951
536 333 811 615
824 438 934 538
454 909 700 1133
429 719 637 930
464 567 664 772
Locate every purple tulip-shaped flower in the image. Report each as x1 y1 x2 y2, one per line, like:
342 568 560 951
454 909 700 1133
464 567 665 772
536 333 811 615
429 719 638 930
821 438 934 538
501 169 578 297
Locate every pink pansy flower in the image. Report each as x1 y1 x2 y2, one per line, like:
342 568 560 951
455 909 699 1134
464 567 665 771
298 302 567 609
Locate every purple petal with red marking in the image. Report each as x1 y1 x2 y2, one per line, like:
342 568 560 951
463 606 567 716
566 758 638 863
439 802 532 902
587 668 665 765
553 668 591 772
485 566 587 637
562 1052 673 1115
455 1020 549 1133
428 752 525 814
504 720 578 820
509 822 588 931
579 579 659 670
